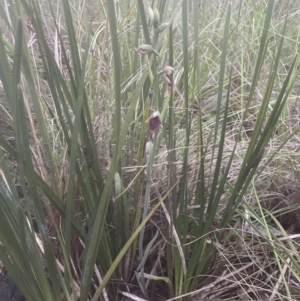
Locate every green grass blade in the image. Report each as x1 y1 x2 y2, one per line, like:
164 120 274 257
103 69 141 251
244 0 275 115
107 0 122 155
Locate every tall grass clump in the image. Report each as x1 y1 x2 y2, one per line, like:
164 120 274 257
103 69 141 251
0 0 300 300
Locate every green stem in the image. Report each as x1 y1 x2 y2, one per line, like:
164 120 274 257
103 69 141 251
138 130 159 297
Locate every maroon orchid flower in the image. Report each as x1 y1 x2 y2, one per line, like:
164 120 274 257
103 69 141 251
147 111 161 137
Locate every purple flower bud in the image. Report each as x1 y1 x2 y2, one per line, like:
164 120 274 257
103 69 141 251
148 111 161 136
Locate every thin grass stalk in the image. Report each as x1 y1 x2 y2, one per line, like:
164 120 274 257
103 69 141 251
138 130 159 297
172 1 192 296
138 0 151 45
114 176 124 252
166 22 175 284
129 98 151 280
207 2 231 205
114 171 128 251
193 111 205 225
107 0 122 158
192 0 200 94
257 58 297 149
133 98 151 206
175 135 191 297
159 0 168 22
209 67 233 218
0 36 13 109
50 212 76 300
61 0 81 84
182 0 189 143
244 0 275 117
132 7 140 75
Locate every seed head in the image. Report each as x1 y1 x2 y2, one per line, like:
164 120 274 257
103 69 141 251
164 66 175 76
135 44 159 56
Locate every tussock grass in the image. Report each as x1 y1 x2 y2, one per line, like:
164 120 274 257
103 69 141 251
0 0 300 300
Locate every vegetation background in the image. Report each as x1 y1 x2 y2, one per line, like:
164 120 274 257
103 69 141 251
0 0 300 300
